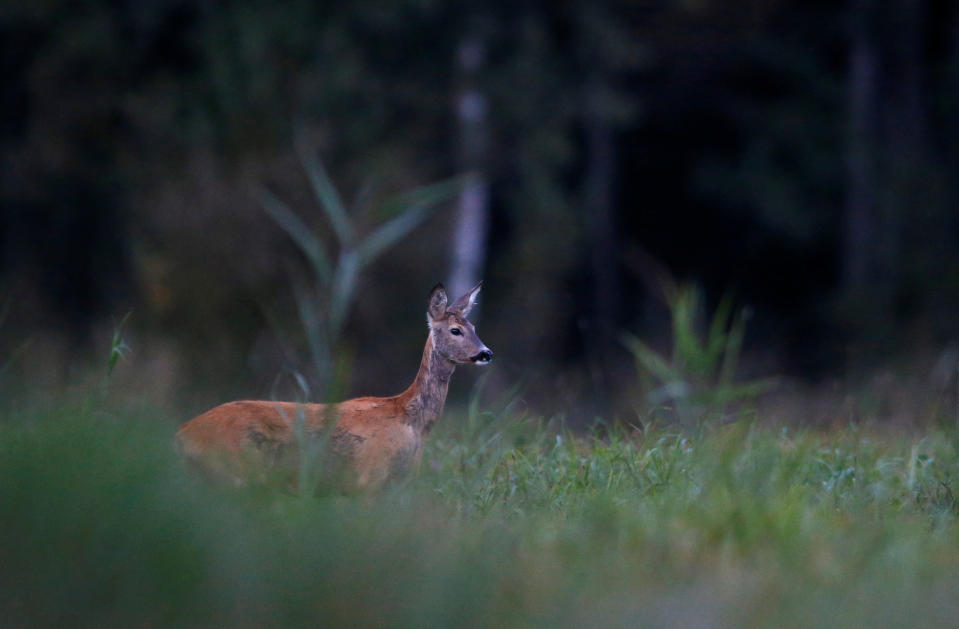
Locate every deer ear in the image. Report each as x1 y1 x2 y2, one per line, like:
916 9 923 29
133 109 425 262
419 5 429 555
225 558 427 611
450 280 482 317
427 283 448 321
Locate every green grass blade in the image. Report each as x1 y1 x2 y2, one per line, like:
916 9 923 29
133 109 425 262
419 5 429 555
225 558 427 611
705 292 735 371
621 333 677 384
351 177 379 218
356 177 464 268
718 310 746 388
329 250 359 337
355 177 464 267
355 206 431 268
670 286 702 375
259 188 332 285
294 140 354 247
291 282 330 380
106 311 133 377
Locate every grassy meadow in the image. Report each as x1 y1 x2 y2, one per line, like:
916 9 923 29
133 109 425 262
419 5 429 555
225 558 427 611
3 388 959 628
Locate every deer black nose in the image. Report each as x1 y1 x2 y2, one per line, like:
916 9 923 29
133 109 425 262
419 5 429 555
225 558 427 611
472 349 493 364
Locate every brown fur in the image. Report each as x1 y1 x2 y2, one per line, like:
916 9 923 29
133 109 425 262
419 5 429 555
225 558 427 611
175 283 491 490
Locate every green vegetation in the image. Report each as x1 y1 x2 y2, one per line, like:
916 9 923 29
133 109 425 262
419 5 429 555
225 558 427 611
623 283 775 426
3 396 959 628
259 143 465 388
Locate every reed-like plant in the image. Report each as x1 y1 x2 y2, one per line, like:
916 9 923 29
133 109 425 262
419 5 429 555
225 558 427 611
622 283 775 426
259 136 464 393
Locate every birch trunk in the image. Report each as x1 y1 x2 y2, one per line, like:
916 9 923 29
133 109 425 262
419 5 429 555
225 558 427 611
449 34 490 303
842 0 879 291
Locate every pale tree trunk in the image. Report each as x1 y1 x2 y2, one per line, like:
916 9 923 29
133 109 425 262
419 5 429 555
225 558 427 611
844 0 925 296
843 0 928 367
583 77 619 409
886 0 925 158
585 85 618 339
879 0 925 288
842 0 879 291
449 32 490 302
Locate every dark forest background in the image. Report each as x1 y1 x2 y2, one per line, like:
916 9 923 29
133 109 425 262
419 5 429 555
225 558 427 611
2 0 958 422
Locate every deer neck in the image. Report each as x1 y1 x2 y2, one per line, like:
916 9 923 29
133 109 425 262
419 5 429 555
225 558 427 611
399 333 455 435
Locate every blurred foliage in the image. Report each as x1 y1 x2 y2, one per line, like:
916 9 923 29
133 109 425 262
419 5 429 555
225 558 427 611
4 397 959 626
1 0 959 414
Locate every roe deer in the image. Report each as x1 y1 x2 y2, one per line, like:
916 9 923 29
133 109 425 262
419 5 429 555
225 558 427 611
175 282 492 490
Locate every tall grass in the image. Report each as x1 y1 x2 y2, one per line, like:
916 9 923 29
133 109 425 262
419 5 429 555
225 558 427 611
3 395 959 628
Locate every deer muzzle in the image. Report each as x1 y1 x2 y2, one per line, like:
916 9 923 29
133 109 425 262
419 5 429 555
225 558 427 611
471 349 493 364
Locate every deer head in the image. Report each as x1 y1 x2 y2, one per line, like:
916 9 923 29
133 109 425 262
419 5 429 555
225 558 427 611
427 282 493 365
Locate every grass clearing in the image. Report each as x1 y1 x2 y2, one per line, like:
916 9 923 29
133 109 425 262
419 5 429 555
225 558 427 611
3 398 959 627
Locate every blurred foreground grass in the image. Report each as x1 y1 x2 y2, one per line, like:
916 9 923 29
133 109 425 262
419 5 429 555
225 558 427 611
3 398 959 628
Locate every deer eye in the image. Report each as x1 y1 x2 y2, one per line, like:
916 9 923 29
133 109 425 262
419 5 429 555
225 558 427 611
450 328 462 336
